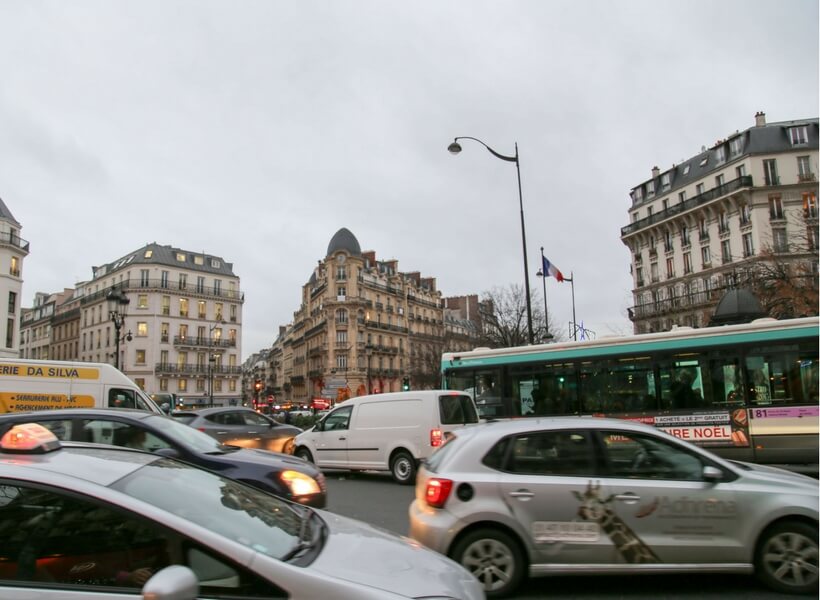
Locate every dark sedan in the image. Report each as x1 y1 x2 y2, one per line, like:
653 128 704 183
171 406 301 454
0 408 326 508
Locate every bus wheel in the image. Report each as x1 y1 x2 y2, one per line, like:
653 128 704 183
755 520 818 594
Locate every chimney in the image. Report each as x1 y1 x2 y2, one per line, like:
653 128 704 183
755 111 766 127
651 166 660 178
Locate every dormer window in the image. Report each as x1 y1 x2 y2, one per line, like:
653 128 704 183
788 126 808 146
646 180 655 197
660 173 671 191
144 250 153 258
729 137 743 156
176 252 186 262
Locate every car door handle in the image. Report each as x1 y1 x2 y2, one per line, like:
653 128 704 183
508 490 534 499
338 436 346 441
615 493 641 503
216 430 228 435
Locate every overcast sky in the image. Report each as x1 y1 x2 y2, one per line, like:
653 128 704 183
2 0 818 359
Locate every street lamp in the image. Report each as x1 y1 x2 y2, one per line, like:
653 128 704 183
208 320 226 406
364 344 373 394
448 136 534 344
106 288 132 370
535 247 554 342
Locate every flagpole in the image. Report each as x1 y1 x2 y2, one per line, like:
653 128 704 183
566 271 577 341
538 247 552 341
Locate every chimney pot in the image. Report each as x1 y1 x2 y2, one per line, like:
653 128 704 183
755 111 766 127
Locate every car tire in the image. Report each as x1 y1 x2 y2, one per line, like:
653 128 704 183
294 447 314 463
451 528 525 598
754 520 819 595
390 450 416 485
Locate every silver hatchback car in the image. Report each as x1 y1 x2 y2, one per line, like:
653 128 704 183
409 417 818 597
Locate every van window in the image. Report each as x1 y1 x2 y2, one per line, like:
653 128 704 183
109 389 137 409
322 406 352 431
439 394 479 425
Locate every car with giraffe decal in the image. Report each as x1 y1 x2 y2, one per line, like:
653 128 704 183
408 417 818 598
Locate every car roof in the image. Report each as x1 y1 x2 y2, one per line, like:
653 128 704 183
472 416 671 437
0 443 158 486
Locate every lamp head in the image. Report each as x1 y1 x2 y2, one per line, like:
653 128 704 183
536 269 544 278
447 141 462 155
125 331 133 342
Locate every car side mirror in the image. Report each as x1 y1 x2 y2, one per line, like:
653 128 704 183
141 565 199 599
702 465 724 482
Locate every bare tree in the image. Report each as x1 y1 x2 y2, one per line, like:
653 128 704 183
746 218 819 319
479 284 564 348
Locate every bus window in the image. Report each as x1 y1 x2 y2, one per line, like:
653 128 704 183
579 358 655 414
707 356 743 406
659 358 706 410
747 343 817 406
515 362 578 416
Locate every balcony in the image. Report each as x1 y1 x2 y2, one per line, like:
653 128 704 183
154 363 242 375
621 175 753 237
798 172 817 182
0 231 30 253
173 335 236 349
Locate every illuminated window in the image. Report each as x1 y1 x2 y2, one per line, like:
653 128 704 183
137 322 148 337
176 252 186 262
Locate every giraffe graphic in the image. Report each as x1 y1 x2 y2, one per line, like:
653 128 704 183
572 481 660 564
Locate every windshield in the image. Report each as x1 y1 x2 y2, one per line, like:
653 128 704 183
142 415 227 453
111 458 307 559
136 391 164 414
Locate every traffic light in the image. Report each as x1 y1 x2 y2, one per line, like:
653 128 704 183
402 376 410 391
254 380 263 392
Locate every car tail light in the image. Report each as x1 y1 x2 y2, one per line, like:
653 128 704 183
425 478 453 509
430 428 443 447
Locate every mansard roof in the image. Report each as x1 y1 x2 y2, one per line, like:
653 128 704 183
326 227 361 257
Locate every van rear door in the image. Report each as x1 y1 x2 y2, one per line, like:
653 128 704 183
438 393 479 432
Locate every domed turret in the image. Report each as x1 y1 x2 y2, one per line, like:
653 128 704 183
326 228 361 257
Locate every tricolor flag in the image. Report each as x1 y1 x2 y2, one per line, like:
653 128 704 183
542 256 565 282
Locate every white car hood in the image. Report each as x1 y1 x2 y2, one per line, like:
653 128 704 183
310 510 482 599
733 460 819 490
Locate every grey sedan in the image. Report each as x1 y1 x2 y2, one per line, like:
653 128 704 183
172 406 301 454
0 422 484 600
409 417 818 597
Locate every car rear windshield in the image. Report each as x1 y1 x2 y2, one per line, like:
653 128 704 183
170 413 196 425
438 394 479 425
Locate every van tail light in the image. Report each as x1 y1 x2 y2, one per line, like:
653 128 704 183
430 428 443 447
425 478 453 508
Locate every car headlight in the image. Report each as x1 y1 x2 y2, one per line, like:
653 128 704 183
280 470 322 496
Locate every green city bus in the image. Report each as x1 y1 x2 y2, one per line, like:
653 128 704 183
442 316 819 473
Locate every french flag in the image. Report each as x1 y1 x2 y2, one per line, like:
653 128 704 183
542 256 564 282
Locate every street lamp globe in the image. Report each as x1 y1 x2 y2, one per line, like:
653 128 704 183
447 141 462 154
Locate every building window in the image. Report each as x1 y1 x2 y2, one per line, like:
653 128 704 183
718 211 729 234
230 304 237 322
336 331 347 344
646 180 655 198
797 156 814 181
736 164 747 178
136 350 146 365
721 240 732 264
159 378 168 391
144 250 153 258
636 267 644 287
650 262 658 282
140 269 150 286
178 379 188 392
808 226 819 250
336 266 347 280
211 259 221 268
678 191 686 204
179 274 187 290
715 146 725 164
662 199 668 211
160 271 169 288
198 301 206 319
772 228 788 253
137 294 148 309
137 322 148 337
213 280 221 296
715 173 725 187
729 137 743 156
176 252 186 262
788 125 808 146
696 183 705 196
336 355 348 370
769 195 784 220
661 173 671 191
683 252 692 274
215 303 223 321
763 159 778 185
196 276 205 293
739 203 751 225
194 255 204 265
804 192 818 219
161 322 169 343
5 318 13 348
698 218 709 241
9 256 19 277
666 257 674 279
179 299 189 317
701 246 711 267
742 233 754 257
8 291 16 315
680 225 690 247
337 286 346 300
336 309 348 324
664 230 673 253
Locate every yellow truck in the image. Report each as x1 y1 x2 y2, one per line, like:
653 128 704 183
0 359 162 414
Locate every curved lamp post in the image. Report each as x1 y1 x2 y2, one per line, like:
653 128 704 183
106 288 132 370
448 136 534 345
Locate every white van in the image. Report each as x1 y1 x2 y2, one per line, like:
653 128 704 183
292 390 479 484
0 359 162 414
